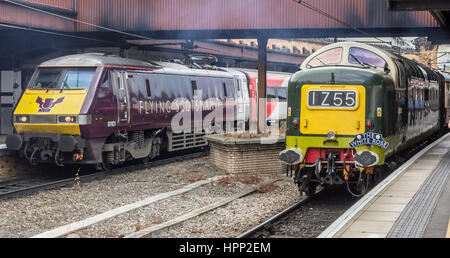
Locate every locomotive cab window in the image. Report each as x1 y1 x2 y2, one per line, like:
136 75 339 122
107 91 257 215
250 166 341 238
101 72 109 88
278 87 287 102
267 87 277 101
223 82 228 97
145 79 152 98
117 76 123 90
30 68 96 90
348 47 386 68
63 70 95 89
307 47 343 68
267 87 287 102
191 80 198 96
235 80 242 98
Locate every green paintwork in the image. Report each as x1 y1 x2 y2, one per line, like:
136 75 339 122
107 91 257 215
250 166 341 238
284 66 441 166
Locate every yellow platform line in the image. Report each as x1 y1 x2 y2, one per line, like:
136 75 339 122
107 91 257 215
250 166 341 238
446 220 450 238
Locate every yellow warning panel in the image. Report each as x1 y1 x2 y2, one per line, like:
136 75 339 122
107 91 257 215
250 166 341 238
300 85 366 135
14 89 88 115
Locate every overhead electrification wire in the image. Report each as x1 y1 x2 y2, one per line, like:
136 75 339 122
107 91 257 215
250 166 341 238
3 0 153 40
428 52 449 63
292 0 393 46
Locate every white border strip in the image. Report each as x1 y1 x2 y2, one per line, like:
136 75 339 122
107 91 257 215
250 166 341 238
317 132 450 238
31 175 225 238
0 144 6 150
125 184 265 238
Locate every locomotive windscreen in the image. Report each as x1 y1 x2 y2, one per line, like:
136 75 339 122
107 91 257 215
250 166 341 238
30 68 96 90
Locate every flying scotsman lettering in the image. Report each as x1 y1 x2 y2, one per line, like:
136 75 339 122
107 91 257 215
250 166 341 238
137 99 223 114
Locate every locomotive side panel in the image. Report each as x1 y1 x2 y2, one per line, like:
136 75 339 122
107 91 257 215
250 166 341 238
282 41 445 196
6 54 244 168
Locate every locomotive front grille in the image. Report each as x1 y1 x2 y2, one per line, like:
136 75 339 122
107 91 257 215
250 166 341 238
29 115 57 124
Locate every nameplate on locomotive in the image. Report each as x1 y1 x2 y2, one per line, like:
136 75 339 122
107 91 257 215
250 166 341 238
349 133 389 149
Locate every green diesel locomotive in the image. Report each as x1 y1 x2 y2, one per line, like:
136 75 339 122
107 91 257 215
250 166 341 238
279 42 450 196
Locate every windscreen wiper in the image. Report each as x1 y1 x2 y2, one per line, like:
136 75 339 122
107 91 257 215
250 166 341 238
349 54 375 69
306 57 327 68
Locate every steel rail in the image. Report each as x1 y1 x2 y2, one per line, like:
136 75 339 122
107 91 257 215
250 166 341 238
0 150 208 200
237 131 448 239
318 132 450 238
237 194 317 238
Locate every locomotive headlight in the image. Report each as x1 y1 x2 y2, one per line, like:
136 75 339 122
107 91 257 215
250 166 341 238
58 115 77 124
15 115 30 123
65 116 74 123
327 131 336 140
57 115 91 124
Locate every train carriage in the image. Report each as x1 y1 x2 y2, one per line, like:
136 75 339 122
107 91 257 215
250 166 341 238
439 71 450 127
6 53 241 169
222 68 291 127
5 53 293 170
279 42 446 196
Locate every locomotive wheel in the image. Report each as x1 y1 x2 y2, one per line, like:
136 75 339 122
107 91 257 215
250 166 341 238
140 157 150 164
304 182 318 197
300 167 318 196
101 152 113 171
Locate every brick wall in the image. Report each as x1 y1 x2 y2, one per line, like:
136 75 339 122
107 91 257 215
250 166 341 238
208 141 287 175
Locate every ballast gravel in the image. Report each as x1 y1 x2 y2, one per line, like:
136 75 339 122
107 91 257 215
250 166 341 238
0 157 301 238
150 179 301 238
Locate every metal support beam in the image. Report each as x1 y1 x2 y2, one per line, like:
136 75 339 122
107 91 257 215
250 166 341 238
0 0 77 17
257 37 267 134
388 0 450 11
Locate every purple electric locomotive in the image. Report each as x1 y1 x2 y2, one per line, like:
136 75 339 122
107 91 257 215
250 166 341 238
7 53 243 169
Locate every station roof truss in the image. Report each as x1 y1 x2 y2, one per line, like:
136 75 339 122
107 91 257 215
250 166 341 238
0 0 447 41
388 0 450 27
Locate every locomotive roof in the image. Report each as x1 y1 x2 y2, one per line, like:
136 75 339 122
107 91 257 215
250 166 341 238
39 53 287 80
438 71 450 81
40 53 160 68
300 42 395 71
300 42 444 85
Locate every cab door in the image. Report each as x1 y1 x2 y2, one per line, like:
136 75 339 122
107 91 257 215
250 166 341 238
234 76 245 121
111 71 130 125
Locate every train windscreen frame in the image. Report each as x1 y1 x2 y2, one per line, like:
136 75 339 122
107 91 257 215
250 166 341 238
30 68 96 90
348 47 387 68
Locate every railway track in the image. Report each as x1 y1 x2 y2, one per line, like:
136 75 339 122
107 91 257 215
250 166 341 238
238 131 447 238
238 188 358 238
237 195 316 238
0 149 209 200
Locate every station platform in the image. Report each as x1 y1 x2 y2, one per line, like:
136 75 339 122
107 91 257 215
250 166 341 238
319 133 450 238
